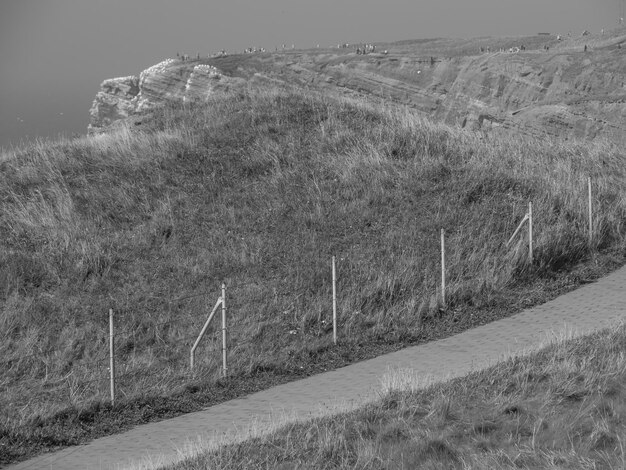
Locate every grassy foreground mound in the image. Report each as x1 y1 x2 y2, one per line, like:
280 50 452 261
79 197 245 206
0 90 625 463
162 323 626 470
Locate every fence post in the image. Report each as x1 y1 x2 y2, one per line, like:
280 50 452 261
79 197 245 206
332 255 337 345
221 283 228 377
587 176 593 246
528 202 533 264
109 308 115 406
440 228 446 308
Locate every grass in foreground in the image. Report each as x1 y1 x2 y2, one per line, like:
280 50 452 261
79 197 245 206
0 89 625 464
160 322 626 470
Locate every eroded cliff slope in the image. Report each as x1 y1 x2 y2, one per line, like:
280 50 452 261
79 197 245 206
89 59 245 131
90 29 626 144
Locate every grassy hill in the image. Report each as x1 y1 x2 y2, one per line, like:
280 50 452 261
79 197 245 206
1 89 625 465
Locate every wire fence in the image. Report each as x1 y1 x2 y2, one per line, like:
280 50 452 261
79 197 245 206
1 274 336 409
1 177 606 413
0 255 458 406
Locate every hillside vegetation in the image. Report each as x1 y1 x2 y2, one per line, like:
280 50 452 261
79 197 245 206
1 89 625 464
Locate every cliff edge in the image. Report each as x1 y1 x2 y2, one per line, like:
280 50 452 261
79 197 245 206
89 59 245 132
90 29 626 144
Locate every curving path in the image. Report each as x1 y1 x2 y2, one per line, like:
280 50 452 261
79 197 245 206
8 265 626 470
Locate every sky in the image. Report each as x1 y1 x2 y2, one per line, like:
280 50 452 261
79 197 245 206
0 0 623 149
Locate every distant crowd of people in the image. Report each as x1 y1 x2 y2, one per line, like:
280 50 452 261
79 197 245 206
177 40 388 60
356 44 376 54
479 45 526 54
472 25 626 57
177 23 624 64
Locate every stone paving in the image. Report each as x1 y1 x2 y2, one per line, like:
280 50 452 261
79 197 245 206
8 265 626 470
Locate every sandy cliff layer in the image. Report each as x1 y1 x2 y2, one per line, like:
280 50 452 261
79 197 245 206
89 30 626 144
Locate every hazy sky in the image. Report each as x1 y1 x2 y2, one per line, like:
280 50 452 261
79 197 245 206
0 0 622 149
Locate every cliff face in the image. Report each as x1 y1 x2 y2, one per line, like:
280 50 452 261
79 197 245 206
89 31 626 144
281 34 626 144
89 59 245 132
89 75 140 130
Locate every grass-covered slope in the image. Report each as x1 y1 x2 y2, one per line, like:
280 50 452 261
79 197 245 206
163 323 626 470
1 90 625 464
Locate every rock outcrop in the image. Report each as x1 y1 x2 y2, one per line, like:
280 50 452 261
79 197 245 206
89 76 139 130
89 59 245 132
90 30 626 145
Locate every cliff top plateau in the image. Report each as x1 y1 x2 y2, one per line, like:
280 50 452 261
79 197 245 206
90 27 626 145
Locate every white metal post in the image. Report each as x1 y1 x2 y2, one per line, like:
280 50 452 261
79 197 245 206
528 202 533 264
109 309 115 406
587 176 593 246
221 283 228 377
332 255 337 345
440 228 446 307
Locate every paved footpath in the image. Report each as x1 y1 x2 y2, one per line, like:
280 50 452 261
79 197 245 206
8 266 626 470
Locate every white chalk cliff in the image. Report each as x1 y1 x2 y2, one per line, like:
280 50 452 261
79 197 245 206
89 59 244 132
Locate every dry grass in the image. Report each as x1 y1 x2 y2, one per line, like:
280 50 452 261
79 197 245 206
1 88 625 463
154 322 626 470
